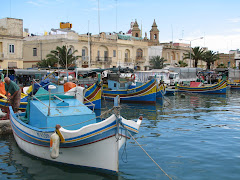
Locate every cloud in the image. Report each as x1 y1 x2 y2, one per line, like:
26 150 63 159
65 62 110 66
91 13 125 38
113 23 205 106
200 34 240 53
228 17 240 23
27 1 41 6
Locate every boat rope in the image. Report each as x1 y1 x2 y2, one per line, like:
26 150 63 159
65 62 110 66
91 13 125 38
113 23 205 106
121 137 128 163
159 85 172 106
124 126 172 180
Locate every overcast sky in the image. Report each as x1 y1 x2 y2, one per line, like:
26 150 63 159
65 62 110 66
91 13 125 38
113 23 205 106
1 0 240 53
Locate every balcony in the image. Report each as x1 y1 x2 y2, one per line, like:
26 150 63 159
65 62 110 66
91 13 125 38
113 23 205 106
135 56 146 63
95 57 112 63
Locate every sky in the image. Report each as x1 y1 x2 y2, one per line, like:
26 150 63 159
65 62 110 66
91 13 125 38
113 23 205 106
1 0 240 53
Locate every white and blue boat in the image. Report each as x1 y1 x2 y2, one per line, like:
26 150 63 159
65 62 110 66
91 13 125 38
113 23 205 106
10 86 142 172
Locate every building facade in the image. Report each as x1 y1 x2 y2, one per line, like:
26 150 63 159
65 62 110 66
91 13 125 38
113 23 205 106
23 28 149 70
215 53 235 68
0 18 24 70
229 49 240 68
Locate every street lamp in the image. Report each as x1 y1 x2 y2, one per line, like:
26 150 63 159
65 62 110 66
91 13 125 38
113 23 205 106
179 37 203 67
65 45 69 82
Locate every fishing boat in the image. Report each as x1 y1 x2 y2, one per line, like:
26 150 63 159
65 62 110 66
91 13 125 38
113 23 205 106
228 82 240 89
10 86 142 172
156 83 166 98
102 76 157 103
0 81 28 113
176 80 227 94
165 87 178 96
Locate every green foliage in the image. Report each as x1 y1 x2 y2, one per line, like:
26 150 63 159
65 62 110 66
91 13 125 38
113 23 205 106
217 63 227 68
37 45 80 68
183 46 205 67
178 60 188 67
203 50 219 70
37 58 56 68
150 56 168 69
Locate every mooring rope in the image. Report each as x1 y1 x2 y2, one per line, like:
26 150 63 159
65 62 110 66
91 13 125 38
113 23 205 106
159 85 172 106
124 126 172 180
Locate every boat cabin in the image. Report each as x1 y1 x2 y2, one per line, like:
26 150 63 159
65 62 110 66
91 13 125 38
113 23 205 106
25 93 96 130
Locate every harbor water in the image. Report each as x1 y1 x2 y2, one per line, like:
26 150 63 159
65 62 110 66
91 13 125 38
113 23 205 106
1 89 240 179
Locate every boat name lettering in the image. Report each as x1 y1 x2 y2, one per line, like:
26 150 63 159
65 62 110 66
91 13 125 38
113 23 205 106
127 90 136 94
37 132 50 139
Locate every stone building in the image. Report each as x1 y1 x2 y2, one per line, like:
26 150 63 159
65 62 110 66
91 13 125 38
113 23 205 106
229 49 240 68
23 23 149 70
0 18 24 70
23 29 80 68
215 53 235 68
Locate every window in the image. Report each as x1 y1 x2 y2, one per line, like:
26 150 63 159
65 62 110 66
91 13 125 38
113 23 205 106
137 48 143 58
113 50 116 57
33 48 37 56
154 34 157 40
9 44 14 53
82 49 86 57
97 50 100 57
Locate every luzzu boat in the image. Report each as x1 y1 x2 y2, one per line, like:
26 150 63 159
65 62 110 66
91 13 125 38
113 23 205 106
176 80 227 94
0 93 28 112
10 87 142 172
228 82 240 89
61 81 102 110
103 78 157 103
83 82 102 109
156 83 166 98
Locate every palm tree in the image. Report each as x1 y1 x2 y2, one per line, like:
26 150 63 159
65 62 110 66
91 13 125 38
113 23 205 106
37 58 56 68
38 45 80 68
150 56 168 69
183 46 205 68
178 60 188 67
203 50 219 70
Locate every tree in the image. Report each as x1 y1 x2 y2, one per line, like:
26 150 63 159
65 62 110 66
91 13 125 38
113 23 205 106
183 46 205 68
217 63 227 68
38 45 80 68
37 58 57 68
203 50 219 70
178 60 188 67
150 56 168 69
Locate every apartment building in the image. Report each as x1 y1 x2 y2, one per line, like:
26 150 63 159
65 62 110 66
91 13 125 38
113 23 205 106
0 18 24 69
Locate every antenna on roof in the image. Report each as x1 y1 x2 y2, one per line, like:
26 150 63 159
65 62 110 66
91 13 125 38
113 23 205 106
98 0 100 34
116 0 118 33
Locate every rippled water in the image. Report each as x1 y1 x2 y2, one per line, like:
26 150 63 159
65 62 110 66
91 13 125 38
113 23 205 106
1 89 240 180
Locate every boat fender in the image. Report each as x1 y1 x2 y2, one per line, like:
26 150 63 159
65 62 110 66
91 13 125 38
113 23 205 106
50 132 60 159
137 116 143 125
131 74 135 81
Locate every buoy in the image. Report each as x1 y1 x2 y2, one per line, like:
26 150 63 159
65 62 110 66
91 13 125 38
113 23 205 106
131 74 136 81
50 132 60 159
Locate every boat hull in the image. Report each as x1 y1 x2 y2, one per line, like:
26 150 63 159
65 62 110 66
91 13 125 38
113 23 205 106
177 80 227 94
228 83 240 89
84 83 102 109
156 84 166 98
103 79 157 103
0 98 27 111
10 108 140 172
